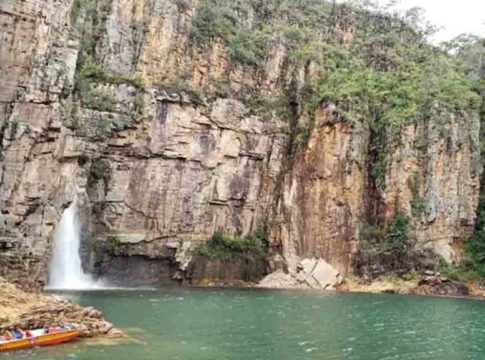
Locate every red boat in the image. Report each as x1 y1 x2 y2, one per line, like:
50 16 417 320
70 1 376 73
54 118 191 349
0 329 81 352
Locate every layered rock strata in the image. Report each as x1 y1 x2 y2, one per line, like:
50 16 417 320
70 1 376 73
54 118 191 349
0 0 481 288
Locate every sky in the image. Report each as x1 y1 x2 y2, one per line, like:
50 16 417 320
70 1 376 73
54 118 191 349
386 0 485 43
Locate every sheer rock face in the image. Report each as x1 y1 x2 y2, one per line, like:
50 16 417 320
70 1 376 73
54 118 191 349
270 106 367 274
272 105 480 276
0 0 481 288
0 0 287 287
384 109 481 263
87 97 286 252
0 0 83 288
100 0 193 82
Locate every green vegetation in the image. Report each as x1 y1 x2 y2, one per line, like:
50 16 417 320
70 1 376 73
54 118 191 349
70 0 481 150
71 0 144 112
87 159 111 192
358 205 411 272
81 89 117 112
76 56 143 90
70 0 84 23
74 56 144 112
156 76 204 102
193 231 268 262
67 0 484 279
68 0 484 280
75 0 113 55
108 238 127 257
385 208 410 257
189 1 269 67
9 121 18 139
246 89 292 120
435 35 485 282
407 173 424 217
187 0 480 163
440 180 485 282
209 78 232 99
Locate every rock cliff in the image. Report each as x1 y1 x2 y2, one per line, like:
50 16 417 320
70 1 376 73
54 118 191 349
0 0 481 288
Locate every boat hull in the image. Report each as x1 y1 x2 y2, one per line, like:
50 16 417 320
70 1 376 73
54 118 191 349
0 330 81 352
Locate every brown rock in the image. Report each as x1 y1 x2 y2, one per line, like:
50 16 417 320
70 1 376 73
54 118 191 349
0 0 480 290
0 281 120 338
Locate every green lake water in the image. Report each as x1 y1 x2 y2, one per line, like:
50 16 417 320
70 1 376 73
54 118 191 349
3 287 485 359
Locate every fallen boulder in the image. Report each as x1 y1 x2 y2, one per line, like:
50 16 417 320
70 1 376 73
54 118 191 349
257 258 342 290
256 270 302 289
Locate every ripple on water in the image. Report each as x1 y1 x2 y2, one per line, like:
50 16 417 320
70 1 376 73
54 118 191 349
8 289 485 360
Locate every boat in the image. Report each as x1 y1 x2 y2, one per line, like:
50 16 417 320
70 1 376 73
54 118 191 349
0 329 81 352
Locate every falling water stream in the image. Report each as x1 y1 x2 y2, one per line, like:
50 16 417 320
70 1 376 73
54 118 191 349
35 200 485 360
45 198 98 290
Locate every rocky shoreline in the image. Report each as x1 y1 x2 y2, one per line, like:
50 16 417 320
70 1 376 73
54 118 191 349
0 269 483 349
255 263 484 300
0 277 122 339
338 272 477 299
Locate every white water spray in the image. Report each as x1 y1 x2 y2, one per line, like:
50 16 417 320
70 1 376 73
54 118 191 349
46 198 98 290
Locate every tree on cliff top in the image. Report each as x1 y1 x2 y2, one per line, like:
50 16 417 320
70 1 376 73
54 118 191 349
189 0 480 126
443 36 485 280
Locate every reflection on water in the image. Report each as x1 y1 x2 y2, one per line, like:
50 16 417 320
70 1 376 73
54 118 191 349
4 288 485 360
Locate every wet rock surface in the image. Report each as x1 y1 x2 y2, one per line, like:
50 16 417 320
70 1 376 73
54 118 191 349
412 272 470 297
186 255 268 286
341 271 472 298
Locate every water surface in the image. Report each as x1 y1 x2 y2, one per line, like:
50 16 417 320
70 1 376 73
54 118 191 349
3 288 485 359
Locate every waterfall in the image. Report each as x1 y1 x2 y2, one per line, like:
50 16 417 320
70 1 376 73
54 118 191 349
46 198 98 290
